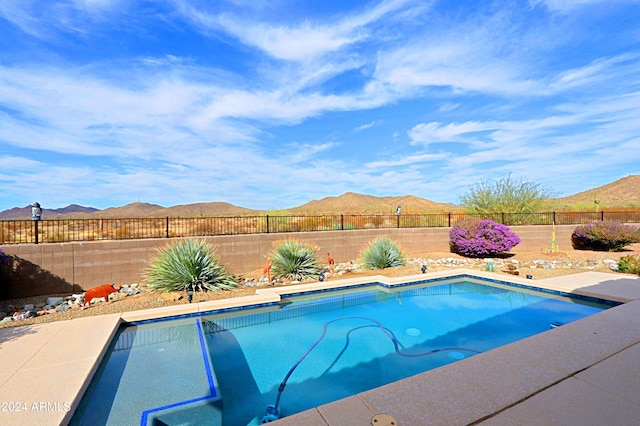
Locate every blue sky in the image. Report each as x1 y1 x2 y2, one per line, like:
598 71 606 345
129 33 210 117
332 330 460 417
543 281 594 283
1 0 639 211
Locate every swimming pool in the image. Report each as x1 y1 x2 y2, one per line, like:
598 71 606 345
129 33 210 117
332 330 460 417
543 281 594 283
71 275 616 425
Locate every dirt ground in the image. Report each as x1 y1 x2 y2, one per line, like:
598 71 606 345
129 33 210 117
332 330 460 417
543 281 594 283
1 246 638 329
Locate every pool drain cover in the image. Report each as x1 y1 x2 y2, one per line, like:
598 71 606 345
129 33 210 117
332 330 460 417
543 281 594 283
405 327 421 336
371 413 398 426
449 351 465 360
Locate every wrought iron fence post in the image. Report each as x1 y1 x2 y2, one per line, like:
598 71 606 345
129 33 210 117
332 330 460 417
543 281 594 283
165 217 169 238
34 220 39 244
341 214 344 230
448 212 451 227
266 215 270 233
601 211 604 221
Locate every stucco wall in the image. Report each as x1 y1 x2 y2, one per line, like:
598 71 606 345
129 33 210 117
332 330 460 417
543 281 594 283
1 225 575 298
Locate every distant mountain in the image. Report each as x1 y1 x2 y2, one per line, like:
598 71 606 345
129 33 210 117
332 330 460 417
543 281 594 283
164 202 256 217
93 202 166 218
552 175 640 209
0 204 99 219
1 175 638 218
289 192 457 214
70 201 256 218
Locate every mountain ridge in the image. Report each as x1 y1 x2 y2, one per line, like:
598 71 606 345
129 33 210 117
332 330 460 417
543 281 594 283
0 204 99 220
1 175 638 219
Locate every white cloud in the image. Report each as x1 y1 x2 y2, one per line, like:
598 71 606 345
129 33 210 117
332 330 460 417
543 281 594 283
0 155 41 170
221 19 355 62
530 0 640 12
0 0 122 38
400 88 640 185
285 142 339 164
438 103 460 112
373 30 540 97
548 53 640 92
365 152 450 168
354 120 382 132
0 1 48 38
408 121 501 146
175 0 412 62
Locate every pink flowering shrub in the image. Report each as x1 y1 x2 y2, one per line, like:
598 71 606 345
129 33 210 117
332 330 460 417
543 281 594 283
449 220 521 258
0 248 10 288
571 221 640 252
0 248 9 273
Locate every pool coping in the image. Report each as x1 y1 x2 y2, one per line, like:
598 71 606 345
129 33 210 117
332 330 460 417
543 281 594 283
1 269 639 425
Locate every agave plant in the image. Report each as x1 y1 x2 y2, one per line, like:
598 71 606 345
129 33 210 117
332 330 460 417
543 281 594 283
484 259 497 272
145 238 237 292
267 239 322 281
360 237 406 270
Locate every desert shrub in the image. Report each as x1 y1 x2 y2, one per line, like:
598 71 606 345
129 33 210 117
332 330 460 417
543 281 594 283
617 255 640 275
449 219 521 258
571 221 640 251
459 174 552 214
360 237 406 270
145 238 237 292
267 239 322 281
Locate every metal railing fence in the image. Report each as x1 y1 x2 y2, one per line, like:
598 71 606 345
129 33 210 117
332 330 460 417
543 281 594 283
1 210 639 245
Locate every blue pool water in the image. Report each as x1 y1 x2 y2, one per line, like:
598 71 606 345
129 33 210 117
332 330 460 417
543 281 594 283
71 277 615 426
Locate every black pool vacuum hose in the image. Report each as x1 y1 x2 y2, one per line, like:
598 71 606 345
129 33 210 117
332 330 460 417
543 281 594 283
260 316 481 423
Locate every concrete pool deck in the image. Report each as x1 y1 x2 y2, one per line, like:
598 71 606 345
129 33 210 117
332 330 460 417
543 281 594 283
1 270 639 425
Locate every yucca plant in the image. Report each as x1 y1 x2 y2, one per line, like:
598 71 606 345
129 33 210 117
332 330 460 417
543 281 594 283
360 237 406 270
145 238 237 292
267 239 322 281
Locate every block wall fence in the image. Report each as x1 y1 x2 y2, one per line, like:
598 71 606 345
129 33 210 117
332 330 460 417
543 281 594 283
1 225 574 299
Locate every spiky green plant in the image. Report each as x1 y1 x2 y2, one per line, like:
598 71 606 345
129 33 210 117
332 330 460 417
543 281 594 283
484 259 497 272
617 254 640 275
145 238 237 292
360 237 406 270
267 239 322 281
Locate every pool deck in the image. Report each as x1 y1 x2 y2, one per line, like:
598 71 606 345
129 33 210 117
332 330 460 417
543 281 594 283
1 270 639 425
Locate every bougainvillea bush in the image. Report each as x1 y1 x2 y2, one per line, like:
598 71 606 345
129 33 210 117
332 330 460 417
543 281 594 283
449 220 521 258
571 221 640 252
0 247 10 276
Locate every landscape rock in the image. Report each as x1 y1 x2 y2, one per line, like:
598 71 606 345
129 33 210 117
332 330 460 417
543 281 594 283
405 256 618 274
47 297 64 307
